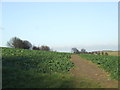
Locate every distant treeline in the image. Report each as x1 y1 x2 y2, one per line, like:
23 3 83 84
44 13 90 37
71 48 108 55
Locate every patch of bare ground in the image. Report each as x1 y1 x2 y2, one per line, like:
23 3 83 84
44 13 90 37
70 54 118 88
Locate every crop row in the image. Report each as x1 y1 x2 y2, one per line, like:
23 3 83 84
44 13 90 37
2 47 74 73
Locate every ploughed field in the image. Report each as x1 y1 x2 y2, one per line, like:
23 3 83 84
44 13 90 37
100 51 120 56
79 54 120 80
2 47 74 88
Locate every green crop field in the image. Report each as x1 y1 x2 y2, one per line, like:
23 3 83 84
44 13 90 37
2 47 75 88
79 54 120 80
2 47 103 88
2 47 74 73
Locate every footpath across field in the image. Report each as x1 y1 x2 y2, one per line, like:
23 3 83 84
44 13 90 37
70 54 118 88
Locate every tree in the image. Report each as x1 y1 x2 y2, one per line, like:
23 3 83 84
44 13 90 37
22 40 32 49
7 37 23 48
105 52 108 55
71 48 79 53
7 37 32 49
81 48 86 53
40 45 50 51
101 52 104 55
33 46 40 50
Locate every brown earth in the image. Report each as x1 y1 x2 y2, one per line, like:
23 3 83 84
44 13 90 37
100 51 120 56
70 54 118 88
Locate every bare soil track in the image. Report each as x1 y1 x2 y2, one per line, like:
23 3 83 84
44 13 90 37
70 54 118 88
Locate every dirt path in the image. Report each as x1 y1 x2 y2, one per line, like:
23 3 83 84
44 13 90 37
70 54 118 88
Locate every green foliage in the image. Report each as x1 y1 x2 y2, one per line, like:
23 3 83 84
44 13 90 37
79 54 120 80
2 48 73 73
2 48 74 88
2 48 103 88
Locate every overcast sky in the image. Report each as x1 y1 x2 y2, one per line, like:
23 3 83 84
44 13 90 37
1 2 118 52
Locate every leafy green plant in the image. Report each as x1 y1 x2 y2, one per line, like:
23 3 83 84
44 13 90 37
2 47 74 88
